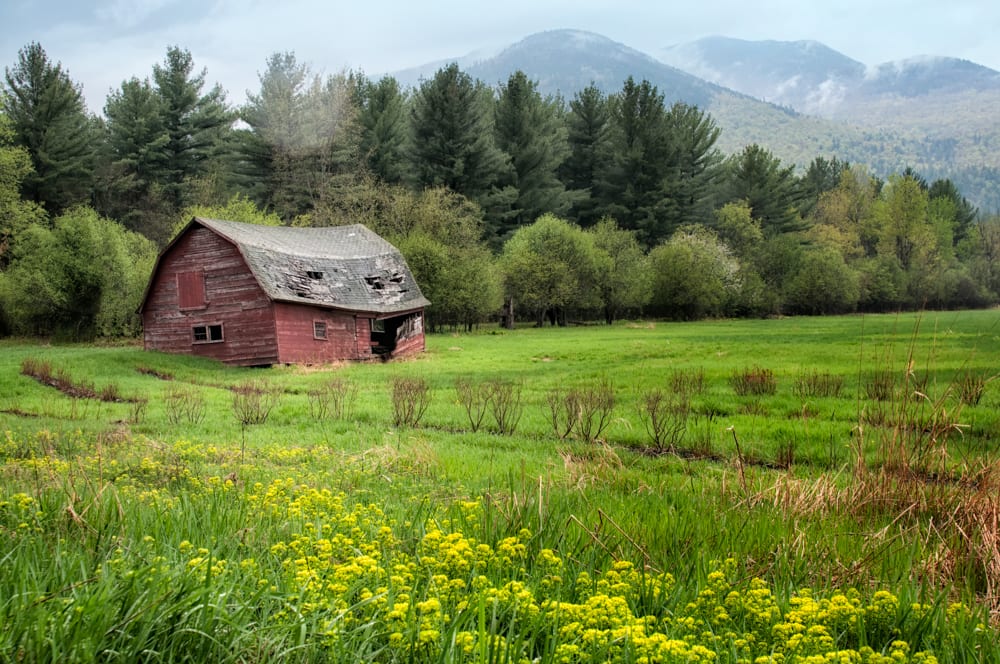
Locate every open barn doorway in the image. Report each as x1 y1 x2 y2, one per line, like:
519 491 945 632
370 312 424 357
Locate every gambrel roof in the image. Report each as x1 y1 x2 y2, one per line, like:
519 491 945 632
141 218 430 315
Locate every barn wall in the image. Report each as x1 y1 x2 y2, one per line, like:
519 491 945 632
142 227 279 366
385 312 425 359
392 333 425 358
273 303 369 363
356 317 373 358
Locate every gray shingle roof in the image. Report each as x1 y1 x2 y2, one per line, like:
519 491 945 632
195 218 430 315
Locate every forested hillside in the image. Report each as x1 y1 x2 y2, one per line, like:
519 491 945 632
659 35 1000 211
2 40 998 341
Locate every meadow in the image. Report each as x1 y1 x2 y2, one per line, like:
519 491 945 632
1 310 999 662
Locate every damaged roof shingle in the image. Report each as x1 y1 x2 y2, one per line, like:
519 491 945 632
192 217 430 315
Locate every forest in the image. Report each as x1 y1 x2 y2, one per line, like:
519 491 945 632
1 42 998 339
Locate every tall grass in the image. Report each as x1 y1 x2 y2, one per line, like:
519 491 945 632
1 312 999 660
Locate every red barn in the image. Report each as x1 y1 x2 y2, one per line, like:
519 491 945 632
138 218 429 365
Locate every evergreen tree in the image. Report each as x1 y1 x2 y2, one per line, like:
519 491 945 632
96 77 173 243
240 52 360 223
561 84 613 227
407 63 510 231
356 74 409 184
799 156 850 218
724 144 806 235
2 42 96 212
660 102 723 231
600 77 671 244
492 70 575 240
152 46 232 210
928 178 977 247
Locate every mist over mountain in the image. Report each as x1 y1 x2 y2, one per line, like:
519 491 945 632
393 29 1000 211
659 35 1000 118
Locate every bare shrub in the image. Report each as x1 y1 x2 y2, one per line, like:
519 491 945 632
792 370 844 399
670 368 705 396
730 366 777 396
99 383 122 402
484 378 523 435
956 369 992 406
231 379 281 426
864 368 896 402
164 386 205 425
546 379 615 443
391 376 430 427
738 399 769 416
547 388 579 440
638 389 689 454
128 396 149 424
307 377 357 420
455 377 490 432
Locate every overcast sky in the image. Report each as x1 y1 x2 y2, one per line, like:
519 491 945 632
3 0 998 113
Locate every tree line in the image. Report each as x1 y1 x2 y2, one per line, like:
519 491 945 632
1 42 997 338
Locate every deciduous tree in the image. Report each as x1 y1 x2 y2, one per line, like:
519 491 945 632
587 217 652 323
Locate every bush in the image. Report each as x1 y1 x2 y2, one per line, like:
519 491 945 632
547 379 616 443
638 389 689 454
731 366 777 396
391 376 430 427
231 380 281 426
307 378 357 420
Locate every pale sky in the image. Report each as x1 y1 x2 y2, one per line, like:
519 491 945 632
2 0 998 113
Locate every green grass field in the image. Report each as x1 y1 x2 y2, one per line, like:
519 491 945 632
1 310 999 662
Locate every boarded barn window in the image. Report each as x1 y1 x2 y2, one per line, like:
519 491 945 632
313 321 327 340
177 271 206 309
192 324 223 344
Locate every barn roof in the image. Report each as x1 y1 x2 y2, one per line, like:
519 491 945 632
143 218 430 315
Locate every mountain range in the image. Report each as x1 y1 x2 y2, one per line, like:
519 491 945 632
393 30 1000 212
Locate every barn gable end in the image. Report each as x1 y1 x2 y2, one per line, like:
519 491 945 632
139 218 429 366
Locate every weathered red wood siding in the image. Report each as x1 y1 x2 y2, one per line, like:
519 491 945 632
142 228 280 366
356 317 373 358
392 332 425 358
272 303 370 363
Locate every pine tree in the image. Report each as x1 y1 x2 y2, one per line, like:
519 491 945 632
724 144 807 235
96 77 173 242
407 64 510 223
561 84 612 227
660 102 723 232
152 46 232 210
2 42 96 212
492 71 575 240
928 178 977 246
240 52 360 223
356 74 409 184
601 77 672 244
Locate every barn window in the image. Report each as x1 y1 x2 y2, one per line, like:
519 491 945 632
313 321 327 340
370 318 385 333
177 271 206 309
192 324 223 344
